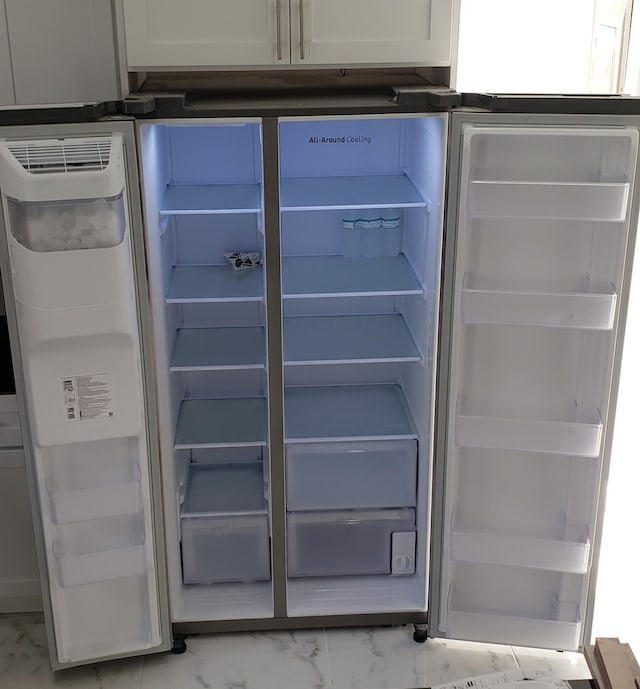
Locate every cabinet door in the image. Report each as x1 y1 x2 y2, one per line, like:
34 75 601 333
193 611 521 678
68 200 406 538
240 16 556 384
122 0 290 69
290 0 453 65
5 0 120 105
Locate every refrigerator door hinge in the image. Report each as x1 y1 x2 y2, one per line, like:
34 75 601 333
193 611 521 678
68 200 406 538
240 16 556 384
391 86 462 110
460 92 640 115
122 93 190 117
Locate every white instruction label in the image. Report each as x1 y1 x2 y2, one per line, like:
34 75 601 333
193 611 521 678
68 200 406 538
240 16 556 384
61 373 114 422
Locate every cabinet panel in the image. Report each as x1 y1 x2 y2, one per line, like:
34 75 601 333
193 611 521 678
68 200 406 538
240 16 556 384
123 0 288 68
5 0 119 104
291 0 453 65
0 1 13 106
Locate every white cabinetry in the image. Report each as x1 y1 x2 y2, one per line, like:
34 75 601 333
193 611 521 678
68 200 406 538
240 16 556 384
0 1 14 105
4 0 120 105
122 0 454 69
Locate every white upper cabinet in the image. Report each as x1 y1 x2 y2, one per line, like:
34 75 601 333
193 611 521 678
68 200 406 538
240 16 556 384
122 0 454 69
123 0 289 69
290 0 453 66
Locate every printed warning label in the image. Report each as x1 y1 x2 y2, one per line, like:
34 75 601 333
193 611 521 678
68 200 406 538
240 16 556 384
61 373 114 422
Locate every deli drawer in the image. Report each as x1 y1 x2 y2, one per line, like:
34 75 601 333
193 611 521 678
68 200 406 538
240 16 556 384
287 507 415 578
286 440 417 510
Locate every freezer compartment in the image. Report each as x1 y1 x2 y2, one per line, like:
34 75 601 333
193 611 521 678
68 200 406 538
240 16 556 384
287 508 415 577
451 511 590 574
180 462 270 584
44 437 142 524
286 440 417 510
461 274 617 330
53 514 147 587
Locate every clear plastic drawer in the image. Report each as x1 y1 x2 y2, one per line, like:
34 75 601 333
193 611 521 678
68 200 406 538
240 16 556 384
286 440 417 511
287 507 415 578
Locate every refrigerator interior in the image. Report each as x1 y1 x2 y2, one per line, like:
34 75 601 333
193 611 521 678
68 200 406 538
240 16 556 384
139 121 273 622
440 125 639 649
278 115 446 616
0 134 163 662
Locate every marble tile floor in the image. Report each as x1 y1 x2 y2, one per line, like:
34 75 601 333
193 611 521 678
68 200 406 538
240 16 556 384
0 615 591 689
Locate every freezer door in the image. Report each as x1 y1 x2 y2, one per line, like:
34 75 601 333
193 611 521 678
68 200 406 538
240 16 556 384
0 122 170 668
432 113 640 650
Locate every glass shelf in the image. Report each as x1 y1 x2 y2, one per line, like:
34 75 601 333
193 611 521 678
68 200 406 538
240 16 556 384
285 384 417 442
280 174 427 211
282 256 424 299
166 265 264 303
171 327 265 371
161 184 262 215
283 314 421 365
175 397 267 449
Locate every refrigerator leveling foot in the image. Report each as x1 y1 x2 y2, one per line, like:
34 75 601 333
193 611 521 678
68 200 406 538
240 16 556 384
171 635 188 654
413 625 428 643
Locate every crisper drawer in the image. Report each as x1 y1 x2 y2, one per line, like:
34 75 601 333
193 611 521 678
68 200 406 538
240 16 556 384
287 508 415 578
181 514 270 584
286 440 417 511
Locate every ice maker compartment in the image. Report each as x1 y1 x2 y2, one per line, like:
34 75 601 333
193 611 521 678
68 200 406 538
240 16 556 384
287 508 415 578
286 440 417 510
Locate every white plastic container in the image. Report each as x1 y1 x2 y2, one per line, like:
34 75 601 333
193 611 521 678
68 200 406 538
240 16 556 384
342 212 362 258
286 439 417 510
361 211 382 258
381 213 401 257
180 462 271 584
287 507 415 577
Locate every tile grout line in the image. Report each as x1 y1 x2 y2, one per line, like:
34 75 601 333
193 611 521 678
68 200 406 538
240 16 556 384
323 628 334 689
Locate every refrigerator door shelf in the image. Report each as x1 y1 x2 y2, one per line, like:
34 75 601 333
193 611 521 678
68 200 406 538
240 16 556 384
461 274 617 330
0 394 21 447
455 403 603 458
467 178 630 222
286 439 417 511
287 508 416 578
47 462 142 525
446 587 581 651
450 511 590 574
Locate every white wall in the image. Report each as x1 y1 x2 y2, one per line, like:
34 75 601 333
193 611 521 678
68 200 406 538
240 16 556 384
455 0 596 93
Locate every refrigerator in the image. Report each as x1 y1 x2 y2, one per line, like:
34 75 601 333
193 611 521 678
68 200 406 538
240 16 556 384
0 91 637 669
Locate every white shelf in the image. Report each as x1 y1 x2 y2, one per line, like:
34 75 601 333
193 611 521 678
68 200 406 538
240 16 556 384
171 327 265 371
282 256 424 299
467 178 630 221
285 384 416 442
280 175 427 211
0 395 21 447
175 397 267 449
461 275 617 330
450 514 590 574
283 314 421 365
161 184 262 215
456 404 602 457
286 575 425 617
56 545 146 587
167 265 264 303
447 589 581 651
